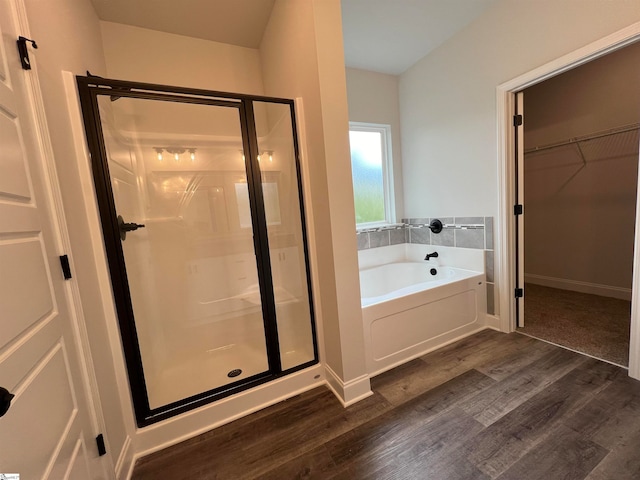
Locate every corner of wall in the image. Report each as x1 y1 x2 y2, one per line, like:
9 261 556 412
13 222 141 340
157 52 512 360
258 0 371 407
311 0 369 383
324 364 372 407
484 314 502 331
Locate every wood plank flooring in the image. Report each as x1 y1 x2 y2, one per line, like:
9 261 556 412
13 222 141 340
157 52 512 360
131 329 640 479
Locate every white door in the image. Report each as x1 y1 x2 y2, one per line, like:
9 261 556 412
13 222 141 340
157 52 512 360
0 1 106 478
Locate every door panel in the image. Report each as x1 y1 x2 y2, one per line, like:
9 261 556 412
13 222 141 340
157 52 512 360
0 202 39 233
51 439 92 480
96 95 271 410
49 438 91 480
0 0 103 477
0 239 54 346
2 345 75 479
0 109 31 197
253 101 316 370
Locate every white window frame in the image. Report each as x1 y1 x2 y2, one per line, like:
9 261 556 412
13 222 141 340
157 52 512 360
349 122 396 228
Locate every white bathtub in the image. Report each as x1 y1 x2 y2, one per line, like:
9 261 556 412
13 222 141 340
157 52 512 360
359 245 487 376
360 263 481 307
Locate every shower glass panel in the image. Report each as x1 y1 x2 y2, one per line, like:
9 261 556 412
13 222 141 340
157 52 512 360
253 101 316 370
97 96 270 410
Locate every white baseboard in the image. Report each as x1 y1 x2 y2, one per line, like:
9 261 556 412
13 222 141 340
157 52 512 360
134 364 325 458
324 365 372 407
116 435 134 480
525 274 632 301
484 314 503 331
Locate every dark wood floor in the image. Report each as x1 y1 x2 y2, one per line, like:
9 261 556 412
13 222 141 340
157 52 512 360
131 329 640 479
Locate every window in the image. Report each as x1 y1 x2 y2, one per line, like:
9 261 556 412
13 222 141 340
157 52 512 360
349 122 394 227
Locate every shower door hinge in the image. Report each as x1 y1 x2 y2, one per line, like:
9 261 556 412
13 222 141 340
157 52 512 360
515 288 524 298
514 204 523 215
513 114 523 126
96 433 107 456
59 255 72 280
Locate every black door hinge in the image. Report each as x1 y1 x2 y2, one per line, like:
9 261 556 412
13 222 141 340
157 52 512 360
16 36 38 70
96 433 107 456
514 204 523 215
59 255 72 280
513 114 523 126
515 288 524 298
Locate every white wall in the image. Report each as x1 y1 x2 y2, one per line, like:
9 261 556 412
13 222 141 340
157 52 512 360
524 41 640 294
399 0 640 318
345 68 404 220
100 21 265 94
400 0 640 219
23 0 132 474
261 0 370 398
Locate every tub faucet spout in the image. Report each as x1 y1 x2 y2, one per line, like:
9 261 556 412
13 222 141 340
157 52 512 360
425 252 439 261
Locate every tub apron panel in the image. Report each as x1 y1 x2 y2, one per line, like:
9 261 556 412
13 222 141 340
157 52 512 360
360 261 486 376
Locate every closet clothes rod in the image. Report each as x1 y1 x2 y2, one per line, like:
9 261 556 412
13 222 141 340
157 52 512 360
524 122 640 155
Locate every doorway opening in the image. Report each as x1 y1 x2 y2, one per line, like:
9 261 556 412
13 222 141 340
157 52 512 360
76 76 318 426
515 42 640 367
498 24 640 379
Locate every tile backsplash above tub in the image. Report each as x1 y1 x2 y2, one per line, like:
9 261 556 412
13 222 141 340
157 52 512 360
356 217 493 251
356 216 496 315
356 224 406 250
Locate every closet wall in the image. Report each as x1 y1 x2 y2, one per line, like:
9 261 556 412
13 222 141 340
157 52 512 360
524 41 640 298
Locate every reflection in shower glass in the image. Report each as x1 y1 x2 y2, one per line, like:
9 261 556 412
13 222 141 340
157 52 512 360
253 101 316 370
97 96 270 409
235 182 282 228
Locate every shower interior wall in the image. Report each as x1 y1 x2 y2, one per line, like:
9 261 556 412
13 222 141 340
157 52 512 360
99 94 318 412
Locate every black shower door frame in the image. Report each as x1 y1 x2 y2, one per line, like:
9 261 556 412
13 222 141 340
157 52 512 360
76 76 318 426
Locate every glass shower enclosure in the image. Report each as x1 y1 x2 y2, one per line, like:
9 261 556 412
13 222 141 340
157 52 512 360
77 76 317 426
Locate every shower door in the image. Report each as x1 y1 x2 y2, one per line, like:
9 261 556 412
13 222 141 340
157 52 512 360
77 77 317 426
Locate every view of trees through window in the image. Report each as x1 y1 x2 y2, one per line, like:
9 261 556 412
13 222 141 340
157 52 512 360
349 128 387 225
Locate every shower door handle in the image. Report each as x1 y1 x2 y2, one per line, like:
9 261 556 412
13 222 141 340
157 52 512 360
118 215 145 241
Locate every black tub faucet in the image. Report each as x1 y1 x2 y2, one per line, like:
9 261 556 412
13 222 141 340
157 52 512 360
425 252 439 261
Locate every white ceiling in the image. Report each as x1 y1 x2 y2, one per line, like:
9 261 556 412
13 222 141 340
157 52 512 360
89 0 276 48
89 0 495 75
341 0 497 75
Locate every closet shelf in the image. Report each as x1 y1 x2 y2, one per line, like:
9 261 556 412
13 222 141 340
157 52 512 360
524 122 640 155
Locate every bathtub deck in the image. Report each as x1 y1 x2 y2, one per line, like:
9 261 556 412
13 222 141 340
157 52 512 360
131 329 640 479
